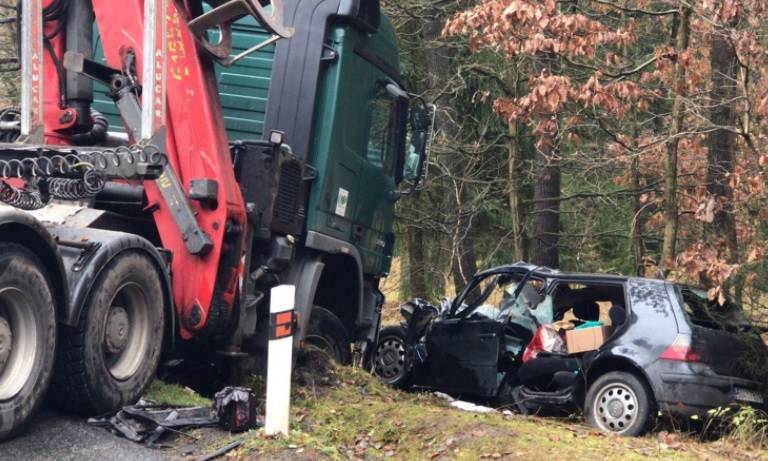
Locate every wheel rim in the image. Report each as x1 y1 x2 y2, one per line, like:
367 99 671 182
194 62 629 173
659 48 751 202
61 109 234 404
102 282 150 381
0 287 39 401
304 333 343 363
593 382 639 434
373 337 406 383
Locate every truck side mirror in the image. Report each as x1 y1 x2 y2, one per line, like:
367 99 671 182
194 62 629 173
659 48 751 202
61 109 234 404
402 99 434 185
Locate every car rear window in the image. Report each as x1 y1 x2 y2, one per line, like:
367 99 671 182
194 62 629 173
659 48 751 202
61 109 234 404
676 285 751 331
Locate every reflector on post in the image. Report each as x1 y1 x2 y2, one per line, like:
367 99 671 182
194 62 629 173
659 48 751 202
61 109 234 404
265 284 295 436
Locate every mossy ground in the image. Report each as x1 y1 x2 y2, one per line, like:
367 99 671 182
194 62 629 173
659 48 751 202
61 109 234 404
145 354 768 460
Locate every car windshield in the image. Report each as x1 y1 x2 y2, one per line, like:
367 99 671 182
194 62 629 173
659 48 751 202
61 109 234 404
455 272 548 326
677 285 752 330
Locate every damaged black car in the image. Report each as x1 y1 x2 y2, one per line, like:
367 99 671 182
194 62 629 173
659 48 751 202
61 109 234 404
372 263 768 436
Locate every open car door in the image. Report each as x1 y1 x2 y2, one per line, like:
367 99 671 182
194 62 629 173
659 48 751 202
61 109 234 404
418 265 546 397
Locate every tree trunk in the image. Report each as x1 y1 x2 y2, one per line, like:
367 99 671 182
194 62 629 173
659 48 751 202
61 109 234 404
706 19 739 261
451 183 479 291
406 226 428 299
630 155 646 276
661 6 691 271
508 119 526 262
530 117 561 268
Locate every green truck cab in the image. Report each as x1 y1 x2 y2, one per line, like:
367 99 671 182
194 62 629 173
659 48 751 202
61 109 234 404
92 0 430 362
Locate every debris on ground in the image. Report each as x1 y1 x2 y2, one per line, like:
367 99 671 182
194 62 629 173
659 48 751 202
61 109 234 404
87 400 218 447
89 385 261 448
449 400 498 414
197 439 243 461
434 391 513 415
214 386 259 432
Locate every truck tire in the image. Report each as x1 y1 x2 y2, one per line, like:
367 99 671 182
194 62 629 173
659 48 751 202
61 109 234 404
585 371 654 436
52 252 164 415
304 306 352 365
0 243 56 440
372 326 411 388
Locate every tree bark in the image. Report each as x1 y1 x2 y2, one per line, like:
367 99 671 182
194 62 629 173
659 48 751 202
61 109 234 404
529 52 561 269
508 119 526 261
630 155 646 276
405 226 429 299
451 183 479 291
706 18 739 261
661 6 691 271
530 116 561 269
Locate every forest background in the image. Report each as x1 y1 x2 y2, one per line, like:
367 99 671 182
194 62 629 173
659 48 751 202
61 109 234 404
381 0 768 320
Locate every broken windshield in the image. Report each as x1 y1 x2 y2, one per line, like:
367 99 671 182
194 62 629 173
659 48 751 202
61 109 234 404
453 271 550 332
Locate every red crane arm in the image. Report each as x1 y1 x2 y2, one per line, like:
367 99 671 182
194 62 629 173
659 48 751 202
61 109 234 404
40 0 247 339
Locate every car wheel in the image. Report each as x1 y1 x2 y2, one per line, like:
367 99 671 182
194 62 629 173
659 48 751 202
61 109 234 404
51 252 165 415
585 371 654 436
0 244 57 440
372 326 411 388
304 306 352 365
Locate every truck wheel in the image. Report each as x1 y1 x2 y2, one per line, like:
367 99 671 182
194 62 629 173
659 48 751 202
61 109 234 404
585 371 654 436
304 306 352 365
372 326 411 388
0 243 56 440
52 252 164 415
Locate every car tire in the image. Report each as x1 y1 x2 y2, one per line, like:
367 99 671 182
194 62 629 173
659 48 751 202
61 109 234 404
372 326 412 388
0 244 57 440
585 371 654 436
304 306 352 365
51 252 165 415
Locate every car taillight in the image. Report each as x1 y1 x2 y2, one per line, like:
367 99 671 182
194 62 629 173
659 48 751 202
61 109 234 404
659 334 703 362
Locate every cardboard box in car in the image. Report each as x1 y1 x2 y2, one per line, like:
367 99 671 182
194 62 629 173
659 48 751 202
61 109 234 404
565 326 612 354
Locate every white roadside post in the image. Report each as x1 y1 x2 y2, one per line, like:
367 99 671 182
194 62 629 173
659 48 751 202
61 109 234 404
265 285 296 436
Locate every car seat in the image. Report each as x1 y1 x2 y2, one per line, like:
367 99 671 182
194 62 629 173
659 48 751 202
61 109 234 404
573 300 600 322
609 303 626 326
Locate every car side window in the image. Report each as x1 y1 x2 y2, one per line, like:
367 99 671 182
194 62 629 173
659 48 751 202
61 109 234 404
366 91 396 176
676 285 751 331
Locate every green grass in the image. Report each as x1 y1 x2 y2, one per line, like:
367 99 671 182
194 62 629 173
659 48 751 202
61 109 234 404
220 363 763 460
144 363 768 460
144 380 212 407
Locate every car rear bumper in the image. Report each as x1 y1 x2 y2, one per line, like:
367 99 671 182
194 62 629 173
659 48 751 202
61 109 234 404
657 372 765 417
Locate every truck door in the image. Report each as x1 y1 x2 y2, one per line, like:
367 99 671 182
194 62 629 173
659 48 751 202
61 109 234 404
353 81 405 274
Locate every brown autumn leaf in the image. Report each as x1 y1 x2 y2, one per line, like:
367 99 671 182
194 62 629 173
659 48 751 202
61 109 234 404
747 248 763 263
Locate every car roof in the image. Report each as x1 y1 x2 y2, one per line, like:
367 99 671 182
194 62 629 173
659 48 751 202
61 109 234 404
477 261 666 285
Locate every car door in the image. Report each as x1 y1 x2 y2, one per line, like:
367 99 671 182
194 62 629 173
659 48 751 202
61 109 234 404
419 267 542 397
422 318 504 397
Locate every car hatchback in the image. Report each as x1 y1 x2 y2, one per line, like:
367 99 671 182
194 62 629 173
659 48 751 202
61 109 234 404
373 263 768 436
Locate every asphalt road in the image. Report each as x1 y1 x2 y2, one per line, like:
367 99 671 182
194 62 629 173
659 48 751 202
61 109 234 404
0 410 176 461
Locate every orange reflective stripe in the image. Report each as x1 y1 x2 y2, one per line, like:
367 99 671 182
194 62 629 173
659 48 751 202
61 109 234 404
276 312 293 326
275 324 292 338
